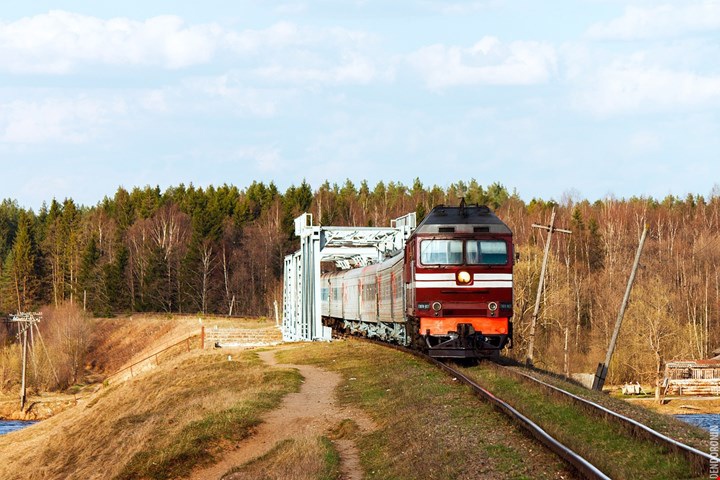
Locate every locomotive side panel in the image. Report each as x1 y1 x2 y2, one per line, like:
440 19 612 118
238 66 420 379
377 254 405 323
391 261 405 322
342 270 362 321
321 279 330 317
360 269 378 323
329 274 343 319
377 267 392 322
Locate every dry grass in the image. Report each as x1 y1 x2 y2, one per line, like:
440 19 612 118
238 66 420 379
1 312 274 396
89 314 276 375
0 348 301 480
223 437 340 480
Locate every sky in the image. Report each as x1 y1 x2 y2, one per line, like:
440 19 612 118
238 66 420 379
1 0 719 210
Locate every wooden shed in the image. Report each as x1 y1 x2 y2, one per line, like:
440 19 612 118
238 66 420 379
663 360 720 396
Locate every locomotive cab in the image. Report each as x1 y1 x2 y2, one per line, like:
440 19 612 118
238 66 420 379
405 203 514 358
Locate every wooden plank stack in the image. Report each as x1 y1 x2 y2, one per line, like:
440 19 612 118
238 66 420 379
664 360 720 396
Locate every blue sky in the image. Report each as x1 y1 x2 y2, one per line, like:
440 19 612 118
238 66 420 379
1 1 718 210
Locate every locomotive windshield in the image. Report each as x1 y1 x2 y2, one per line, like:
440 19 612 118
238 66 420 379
420 239 508 265
420 240 463 265
466 240 507 265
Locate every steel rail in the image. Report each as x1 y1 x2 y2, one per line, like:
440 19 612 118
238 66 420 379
430 358 611 480
354 337 611 480
496 364 720 475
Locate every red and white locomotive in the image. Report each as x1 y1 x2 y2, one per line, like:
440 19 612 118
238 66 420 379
321 202 514 358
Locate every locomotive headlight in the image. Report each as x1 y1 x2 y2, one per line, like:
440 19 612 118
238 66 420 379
456 270 472 285
431 301 442 312
488 301 498 312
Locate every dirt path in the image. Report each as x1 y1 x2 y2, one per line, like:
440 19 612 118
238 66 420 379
189 349 375 480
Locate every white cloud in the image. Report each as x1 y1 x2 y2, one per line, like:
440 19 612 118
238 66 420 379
0 96 127 143
0 11 223 73
572 63 720 115
253 53 382 85
421 0 501 15
224 22 375 54
139 90 169 114
235 147 284 172
224 21 302 54
273 3 308 15
628 130 662 153
0 11 377 75
587 2 720 40
408 37 556 88
181 75 283 117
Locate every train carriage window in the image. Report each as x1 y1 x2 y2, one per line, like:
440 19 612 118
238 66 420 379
420 240 463 265
466 240 508 265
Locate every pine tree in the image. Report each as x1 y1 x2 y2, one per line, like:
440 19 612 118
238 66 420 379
78 235 101 312
9 212 38 311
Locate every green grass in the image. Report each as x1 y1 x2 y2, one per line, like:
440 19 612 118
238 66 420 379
319 437 342 480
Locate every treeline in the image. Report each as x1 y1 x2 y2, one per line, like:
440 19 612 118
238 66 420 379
1 179 719 383
0 179 508 317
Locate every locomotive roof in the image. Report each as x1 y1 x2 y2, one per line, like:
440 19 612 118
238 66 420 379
413 204 512 235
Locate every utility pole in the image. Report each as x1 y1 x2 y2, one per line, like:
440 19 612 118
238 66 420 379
592 225 648 391
20 326 28 410
9 312 43 410
526 207 572 366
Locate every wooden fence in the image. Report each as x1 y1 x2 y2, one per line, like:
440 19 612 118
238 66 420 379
663 361 720 396
105 331 202 384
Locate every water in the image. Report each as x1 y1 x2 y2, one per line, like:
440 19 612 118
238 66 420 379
0 420 37 435
675 414 720 432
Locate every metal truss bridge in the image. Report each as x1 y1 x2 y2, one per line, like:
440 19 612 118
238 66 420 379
282 212 416 342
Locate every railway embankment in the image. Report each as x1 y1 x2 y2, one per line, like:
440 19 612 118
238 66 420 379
0 331 579 479
2 326 714 479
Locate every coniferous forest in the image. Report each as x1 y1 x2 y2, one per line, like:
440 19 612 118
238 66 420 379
1 178 719 383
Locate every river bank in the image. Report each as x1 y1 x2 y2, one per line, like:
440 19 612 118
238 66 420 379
624 396 720 415
0 393 81 421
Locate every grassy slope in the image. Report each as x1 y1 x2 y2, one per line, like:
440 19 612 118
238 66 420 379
89 314 275 375
0 349 301 480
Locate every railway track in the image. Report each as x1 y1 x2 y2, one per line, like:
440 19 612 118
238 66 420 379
491 362 718 476
354 336 718 479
